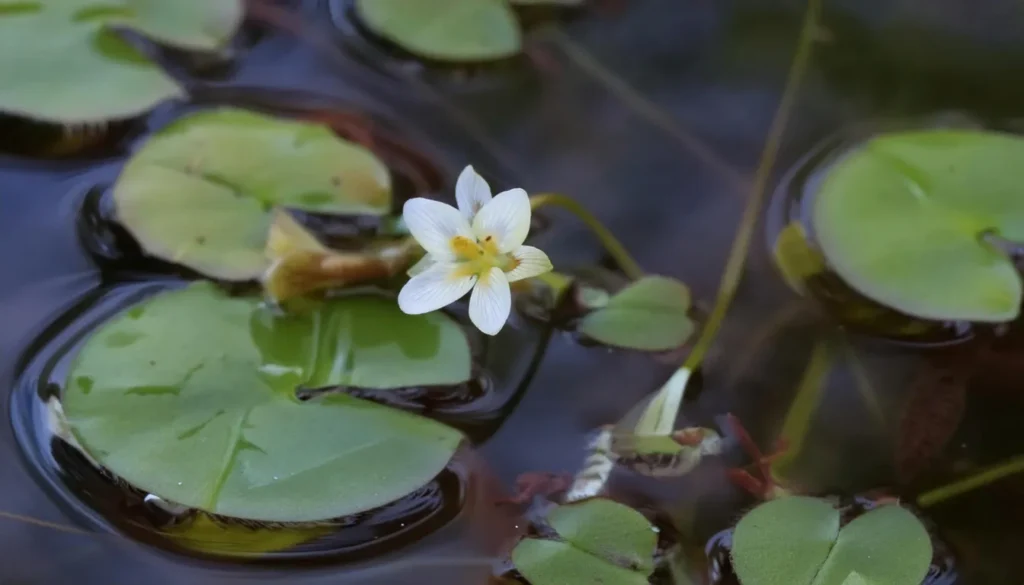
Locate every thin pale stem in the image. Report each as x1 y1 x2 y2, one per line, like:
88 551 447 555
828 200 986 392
917 455 1024 508
0 510 92 535
633 0 821 436
530 193 645 280
681 0 820 374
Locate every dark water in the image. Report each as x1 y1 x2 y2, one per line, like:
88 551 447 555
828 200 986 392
4 0 1024 583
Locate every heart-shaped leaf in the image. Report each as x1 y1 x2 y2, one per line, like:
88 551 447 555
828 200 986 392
812 130 1024 323
512 499 657 585
578 276 695 351
0 0 241 123
355 0 522 62
731 497 932 585
113 108 392 281
62 282 470 522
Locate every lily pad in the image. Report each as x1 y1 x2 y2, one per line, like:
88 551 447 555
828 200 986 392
812 130 1024 323
113 108 392 280
355 0 522 63
0 0 241 123
578 276 695 351
512 499 657 585
731 497 933 585
61 282 470 522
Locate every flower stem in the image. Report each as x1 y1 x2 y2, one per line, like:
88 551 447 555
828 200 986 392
917 455 1024 508
530 193 644 280
633 0 821 436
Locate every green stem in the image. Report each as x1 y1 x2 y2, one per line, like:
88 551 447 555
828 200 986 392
681 0 819 374
917 455 1024 508
530 193 645 280
634 0 821 435
771 338 835 479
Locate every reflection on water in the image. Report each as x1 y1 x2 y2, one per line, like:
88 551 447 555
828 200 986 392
3 0 1024 583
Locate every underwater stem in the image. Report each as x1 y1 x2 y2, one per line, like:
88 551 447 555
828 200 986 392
530 193 644 280
633 0 820 436
771 338 835 479
917 455 1024 508
680 0 820 374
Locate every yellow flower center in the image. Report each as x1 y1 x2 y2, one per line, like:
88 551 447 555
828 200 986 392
449 235 519 277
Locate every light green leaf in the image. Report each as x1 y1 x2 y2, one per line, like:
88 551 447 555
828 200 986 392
114 108 392 281
813 130 1024 323
512 539 650 585
0 0 241 123
578 276 695 351
773 221 825 294
512 499 657 585
116 0 243 51
355 0 522 62
547 499 659 574
62 282 470 522
811 505 932 585
732 496 840 585
731 498 933 585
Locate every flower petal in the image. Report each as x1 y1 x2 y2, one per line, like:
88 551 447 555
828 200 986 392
472 188 531 253
406 254 435 277
505 245 553 282
469 267 511 335
398 262 476 315
403 198 473 260
455 165 492 221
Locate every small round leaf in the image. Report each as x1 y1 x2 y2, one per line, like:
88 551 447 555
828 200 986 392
578 276 695 351
355 0 522 62
810 505 932 585
547 499 659 574
512 539 650 585
731 496 840 585
62 282 470 522
813 130 1024 323
113 108 392 280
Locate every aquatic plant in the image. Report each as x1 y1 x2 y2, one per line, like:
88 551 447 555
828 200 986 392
0 0 242 122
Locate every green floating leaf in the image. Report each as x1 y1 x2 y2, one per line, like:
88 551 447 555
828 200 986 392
512 499 657 585
578 276 695 351
731 497 933 585
114 108 392 281
0 0 241 123
547 498 658 574
116 0 243 51
813 130 1024 323
355 0 522 62
773 221 825 294
811 505 932 585
62 282 470 522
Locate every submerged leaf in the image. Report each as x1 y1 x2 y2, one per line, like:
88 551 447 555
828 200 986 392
512 499 656 585
62 282 470 522
355 0 522 62
0 0 241 122
578 276 694 351
731 497 932 585
772 221 825 294
813 130 1024 323
114 108 392 280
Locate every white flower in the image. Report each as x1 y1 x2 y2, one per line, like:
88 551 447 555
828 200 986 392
398 165 553 335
